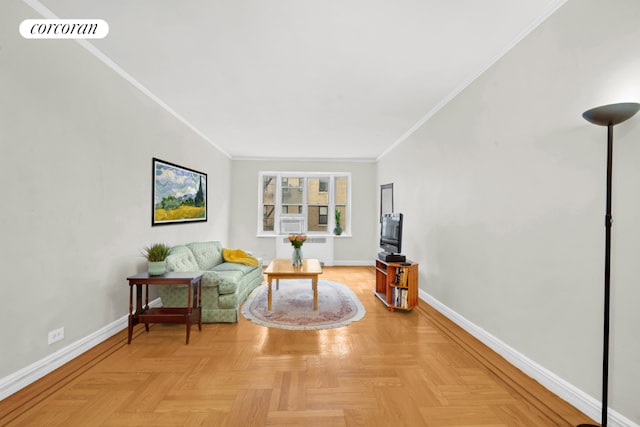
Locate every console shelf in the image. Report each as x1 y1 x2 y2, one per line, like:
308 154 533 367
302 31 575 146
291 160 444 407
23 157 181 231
374 258 418 311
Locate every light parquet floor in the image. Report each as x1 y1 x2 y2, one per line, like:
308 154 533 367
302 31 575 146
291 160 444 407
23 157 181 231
1 266 594 426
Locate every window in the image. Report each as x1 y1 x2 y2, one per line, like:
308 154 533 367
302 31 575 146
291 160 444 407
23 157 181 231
307 177 329 232
258 172 350 235
262 176 275 231
318 206 328 225
281 177 303 215
334 176 348 233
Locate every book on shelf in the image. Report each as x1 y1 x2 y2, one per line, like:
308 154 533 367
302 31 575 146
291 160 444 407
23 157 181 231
401 270 408 287
392 287 408 308
395 268 408 287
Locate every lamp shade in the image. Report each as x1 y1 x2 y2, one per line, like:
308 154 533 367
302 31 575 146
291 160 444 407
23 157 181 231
582 102 640 126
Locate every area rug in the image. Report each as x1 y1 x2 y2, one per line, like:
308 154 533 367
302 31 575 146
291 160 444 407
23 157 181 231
241 280 366 330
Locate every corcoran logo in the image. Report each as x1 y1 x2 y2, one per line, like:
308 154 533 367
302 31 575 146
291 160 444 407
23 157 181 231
19 19 109 39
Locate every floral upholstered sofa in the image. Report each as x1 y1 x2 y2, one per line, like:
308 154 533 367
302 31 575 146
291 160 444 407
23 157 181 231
157 241 263 323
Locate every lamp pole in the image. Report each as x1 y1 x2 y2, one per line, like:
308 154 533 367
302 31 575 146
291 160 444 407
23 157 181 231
579 102 640 427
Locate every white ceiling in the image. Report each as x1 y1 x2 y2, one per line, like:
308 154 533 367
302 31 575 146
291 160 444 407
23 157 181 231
33 0 565 161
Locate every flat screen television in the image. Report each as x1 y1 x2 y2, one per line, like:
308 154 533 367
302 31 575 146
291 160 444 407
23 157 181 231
380 213 403 255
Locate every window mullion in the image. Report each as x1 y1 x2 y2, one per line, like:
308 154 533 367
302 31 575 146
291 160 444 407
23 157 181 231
274 176 282 234
329 175 335 234
302 176 308 233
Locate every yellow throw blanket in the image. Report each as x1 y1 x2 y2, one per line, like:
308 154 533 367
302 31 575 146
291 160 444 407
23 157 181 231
222 248 259 267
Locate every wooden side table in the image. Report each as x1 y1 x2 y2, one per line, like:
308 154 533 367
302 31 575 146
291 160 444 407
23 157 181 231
126 272 203 344
264 258 323 311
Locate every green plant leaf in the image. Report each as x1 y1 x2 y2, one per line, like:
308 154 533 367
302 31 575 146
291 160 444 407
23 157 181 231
141 243 171 262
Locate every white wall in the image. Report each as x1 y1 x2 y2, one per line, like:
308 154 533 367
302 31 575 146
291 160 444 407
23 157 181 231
229 159 377 264
0 2 232 379
378 0 640 423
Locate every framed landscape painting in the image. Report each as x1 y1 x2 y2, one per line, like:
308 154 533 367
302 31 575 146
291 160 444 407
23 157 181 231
152 158 207 226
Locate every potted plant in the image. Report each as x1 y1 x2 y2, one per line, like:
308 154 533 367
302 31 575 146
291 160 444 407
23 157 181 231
141 243 171 276
334 208 343 235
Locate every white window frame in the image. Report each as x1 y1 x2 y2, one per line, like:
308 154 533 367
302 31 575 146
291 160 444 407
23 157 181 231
258 171 351 236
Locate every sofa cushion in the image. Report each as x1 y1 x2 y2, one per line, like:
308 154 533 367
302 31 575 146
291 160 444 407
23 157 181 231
186 241 223 270
166 245 199 272
212 262 260 275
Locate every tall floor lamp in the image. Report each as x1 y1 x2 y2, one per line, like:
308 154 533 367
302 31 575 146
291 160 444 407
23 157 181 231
579 102 640 427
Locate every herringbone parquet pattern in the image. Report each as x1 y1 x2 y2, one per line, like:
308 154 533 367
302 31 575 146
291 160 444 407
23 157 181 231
1 267 594 426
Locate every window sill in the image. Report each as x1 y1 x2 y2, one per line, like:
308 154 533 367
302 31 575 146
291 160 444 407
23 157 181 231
256 233 351 238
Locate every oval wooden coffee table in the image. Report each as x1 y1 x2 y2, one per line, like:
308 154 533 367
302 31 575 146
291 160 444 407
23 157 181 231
263 258 323 310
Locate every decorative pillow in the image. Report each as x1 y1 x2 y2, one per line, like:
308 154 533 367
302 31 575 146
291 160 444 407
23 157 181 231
166 246 199 272
186 241 223 270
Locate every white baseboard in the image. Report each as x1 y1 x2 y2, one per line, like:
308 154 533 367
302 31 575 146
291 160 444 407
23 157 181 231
419 289 638 427
0 298 162 401
332 260 375 266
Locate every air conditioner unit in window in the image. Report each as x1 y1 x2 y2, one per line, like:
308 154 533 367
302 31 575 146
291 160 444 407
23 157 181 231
280 216 304 234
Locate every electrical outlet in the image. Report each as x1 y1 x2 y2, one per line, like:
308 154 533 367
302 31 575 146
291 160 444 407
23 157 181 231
48 327 64 345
